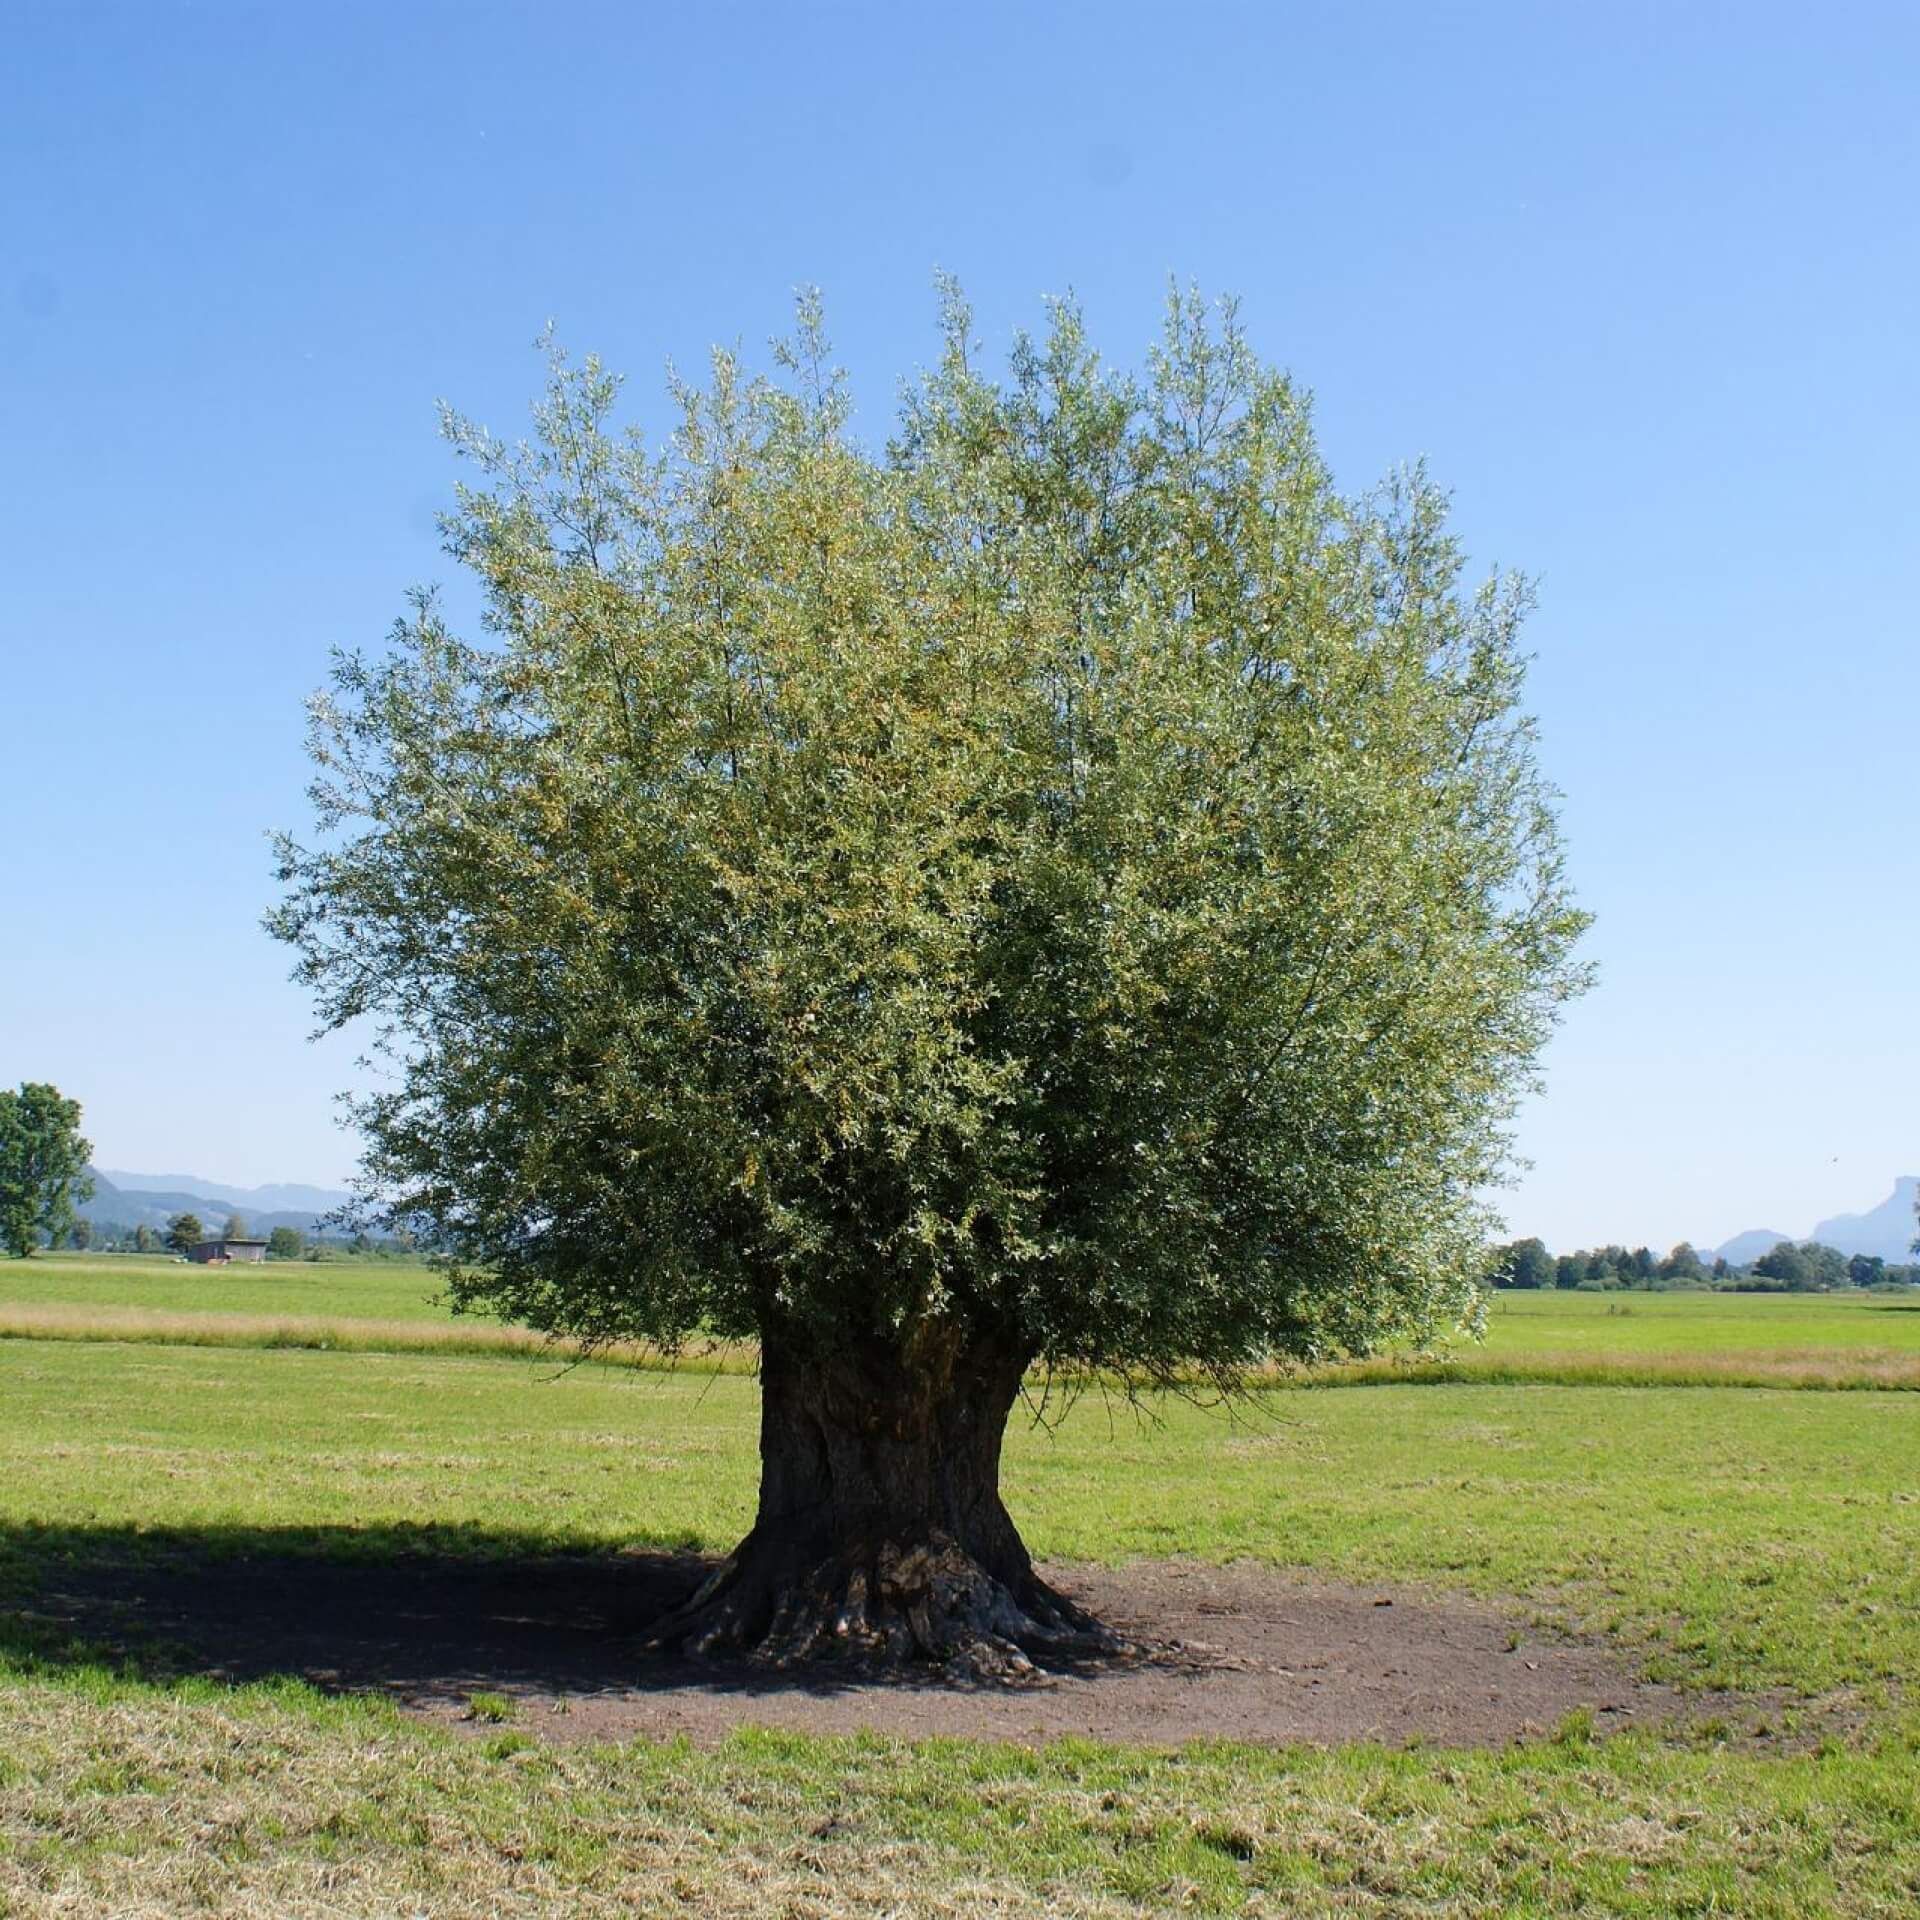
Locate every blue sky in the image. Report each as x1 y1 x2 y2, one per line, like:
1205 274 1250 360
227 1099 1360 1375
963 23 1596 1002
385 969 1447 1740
3 0 1915 1252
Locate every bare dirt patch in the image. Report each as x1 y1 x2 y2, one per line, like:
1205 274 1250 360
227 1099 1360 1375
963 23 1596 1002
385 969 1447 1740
11 1542 1692 1748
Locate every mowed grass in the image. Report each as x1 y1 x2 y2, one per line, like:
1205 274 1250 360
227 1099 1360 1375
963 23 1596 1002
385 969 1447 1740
7 1683 1918 1919
1 1339 1919 1915
1369 1287 1920 1390
11 1256 1920 1388
1 1253 454 1322
1485 1289 1920 1356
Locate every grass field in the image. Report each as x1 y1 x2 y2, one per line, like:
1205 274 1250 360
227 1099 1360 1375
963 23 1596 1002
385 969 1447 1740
1 1276 1918 1917
0 1253 452 1322
12 1255 1920 1388
2 1342 1917 1701
1486 1288 1920 1354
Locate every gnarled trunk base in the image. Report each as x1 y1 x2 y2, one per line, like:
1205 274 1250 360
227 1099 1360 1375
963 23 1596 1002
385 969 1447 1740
648 1531 1119 1677
645 1332 1125 1677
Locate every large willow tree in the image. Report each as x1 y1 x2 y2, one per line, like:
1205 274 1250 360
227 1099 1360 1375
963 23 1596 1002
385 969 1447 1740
273 289 1588 1670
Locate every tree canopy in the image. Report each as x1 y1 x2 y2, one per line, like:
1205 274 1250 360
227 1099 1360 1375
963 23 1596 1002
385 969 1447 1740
276 289 1586 1375
273 289 1589 1665
0 1083 93 1259
1753 1239 1851 1291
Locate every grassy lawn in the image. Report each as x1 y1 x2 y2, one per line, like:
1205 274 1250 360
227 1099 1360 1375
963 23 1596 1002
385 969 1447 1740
2 1311 1917 1913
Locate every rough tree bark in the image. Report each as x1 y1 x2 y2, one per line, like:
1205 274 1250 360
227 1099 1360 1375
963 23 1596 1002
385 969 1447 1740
646 1325 1121 1675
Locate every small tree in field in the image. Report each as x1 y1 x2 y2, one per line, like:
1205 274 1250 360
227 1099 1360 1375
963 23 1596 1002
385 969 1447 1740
273 290 1589 1668
1491 1237 1553 1290
164 1212 203 1256
0 1083 93 1259
268 1226 305 1260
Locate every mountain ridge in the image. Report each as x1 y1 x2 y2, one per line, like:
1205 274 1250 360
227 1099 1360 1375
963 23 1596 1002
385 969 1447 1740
76 1170 338 1238
1715 1176 1919 1265
97 1170 353 1214
1809 1175 1920 1263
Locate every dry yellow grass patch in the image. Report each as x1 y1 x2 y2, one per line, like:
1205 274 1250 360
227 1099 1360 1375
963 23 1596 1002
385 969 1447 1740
1312 1348 1920 1390
0 1303 758 1372
5 1303 1917 1393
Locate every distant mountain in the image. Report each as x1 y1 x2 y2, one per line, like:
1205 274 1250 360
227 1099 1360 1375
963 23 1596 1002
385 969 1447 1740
1716 1227 1789 1265
1713 1175 1920 1267
99 1170 353 1215
77 1170 330 1238
1811 1177 1920 1263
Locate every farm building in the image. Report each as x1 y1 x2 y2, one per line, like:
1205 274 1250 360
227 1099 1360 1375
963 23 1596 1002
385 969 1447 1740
186 1238 268 1265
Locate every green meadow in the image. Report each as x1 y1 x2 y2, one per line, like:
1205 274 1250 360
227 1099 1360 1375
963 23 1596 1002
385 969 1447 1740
1 1277 1918 1915
12 1256 1920 1387
1484 1286 1920 1356
0 1252 452 1323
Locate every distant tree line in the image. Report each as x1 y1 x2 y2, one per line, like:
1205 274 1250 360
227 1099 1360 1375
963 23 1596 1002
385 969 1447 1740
1488 1236 1920 1293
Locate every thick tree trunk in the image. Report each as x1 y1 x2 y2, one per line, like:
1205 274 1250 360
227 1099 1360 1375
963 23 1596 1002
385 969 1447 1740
646 1327 1119 1674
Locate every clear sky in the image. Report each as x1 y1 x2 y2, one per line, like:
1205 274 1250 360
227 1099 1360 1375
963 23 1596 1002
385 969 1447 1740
4 1 1915 1252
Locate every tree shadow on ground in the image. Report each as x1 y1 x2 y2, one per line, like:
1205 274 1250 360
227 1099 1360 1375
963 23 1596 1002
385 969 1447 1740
0 1520 914 1705
1 1522 1718 1749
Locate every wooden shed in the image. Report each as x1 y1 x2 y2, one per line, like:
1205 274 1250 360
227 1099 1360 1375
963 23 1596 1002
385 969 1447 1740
187 1238 269 1265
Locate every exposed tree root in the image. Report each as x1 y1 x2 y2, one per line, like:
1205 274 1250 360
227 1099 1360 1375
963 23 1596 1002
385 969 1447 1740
644 1533 1133 1681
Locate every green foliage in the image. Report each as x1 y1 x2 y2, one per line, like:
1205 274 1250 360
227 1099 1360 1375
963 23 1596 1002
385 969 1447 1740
1659 1240 1705 1283
0 1083 93 1258
224 1212 248 1242
1496 1238 1908 1295
163 1213 203 1256
273 288 1589 1381
1753 1240 1851 1291
266 1226 305 1260
1489 1236 1553 1289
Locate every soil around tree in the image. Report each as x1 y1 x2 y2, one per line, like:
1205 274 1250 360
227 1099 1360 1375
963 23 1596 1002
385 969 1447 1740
14 1542 1702 1748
